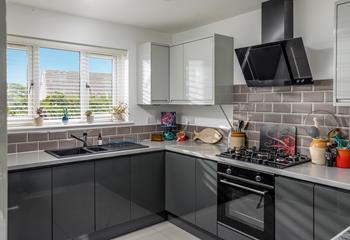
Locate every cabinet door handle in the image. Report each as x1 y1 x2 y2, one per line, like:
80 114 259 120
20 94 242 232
8 206 19 211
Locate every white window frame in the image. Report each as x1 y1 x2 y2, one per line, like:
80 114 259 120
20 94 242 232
7 35 129 129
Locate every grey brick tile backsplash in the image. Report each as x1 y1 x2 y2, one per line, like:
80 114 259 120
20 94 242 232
303 92 324 102
8 133 27 144
282 92 302 102
230 79 349 155
28 132 49 142
273 104 291 113
7 81 348 156
264 93 282 102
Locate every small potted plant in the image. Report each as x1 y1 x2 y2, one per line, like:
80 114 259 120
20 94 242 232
33 107 45 126
112 102 128 121
85 110 94 124
62 107 69 125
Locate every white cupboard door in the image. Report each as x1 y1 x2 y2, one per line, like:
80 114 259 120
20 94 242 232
170 45 184 101
336 2 350 101
184 38 214 102
151 44 169 102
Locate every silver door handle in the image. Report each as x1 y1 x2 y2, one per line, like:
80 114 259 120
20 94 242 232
8 206 19 211
220 179 268 196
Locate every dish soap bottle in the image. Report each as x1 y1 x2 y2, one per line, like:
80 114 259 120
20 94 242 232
97 133 103 146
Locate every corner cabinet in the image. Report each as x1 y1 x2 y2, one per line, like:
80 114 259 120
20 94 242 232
131 152 165 219
334 0 350 105
95 156 131 230
52 162 95 240
137 42 170 105
137 34 234 105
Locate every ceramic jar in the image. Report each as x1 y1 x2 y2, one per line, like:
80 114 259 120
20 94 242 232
230 131 246 149
310 138 328 165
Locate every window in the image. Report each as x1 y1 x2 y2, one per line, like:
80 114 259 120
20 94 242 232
7 46 32 120
7 37 128 127
39 48 81 119
87 55 114 115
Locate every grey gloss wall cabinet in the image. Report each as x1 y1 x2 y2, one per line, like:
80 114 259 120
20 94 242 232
314 185 350 240
275 176 314 240
170 34 234 105
334 0 350 104
8 169 52 240
53 162 95 240
131 152 165 219
138 34 234 105
137 43 170 105
165 152 218 235
95 156 131 230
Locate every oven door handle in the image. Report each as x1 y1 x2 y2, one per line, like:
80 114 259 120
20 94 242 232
220 179 268 196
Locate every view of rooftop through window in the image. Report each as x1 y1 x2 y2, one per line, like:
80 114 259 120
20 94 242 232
39 47 81 119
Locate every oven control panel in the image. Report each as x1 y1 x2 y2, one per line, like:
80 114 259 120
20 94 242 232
218 164 274 187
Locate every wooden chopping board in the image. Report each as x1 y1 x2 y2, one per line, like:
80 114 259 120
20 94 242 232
193 128 222 144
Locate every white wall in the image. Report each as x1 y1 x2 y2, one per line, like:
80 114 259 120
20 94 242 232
7 3 180 125
0 0 7 239
172 0 336 127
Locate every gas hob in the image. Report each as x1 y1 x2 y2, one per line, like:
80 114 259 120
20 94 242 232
218 146 310 169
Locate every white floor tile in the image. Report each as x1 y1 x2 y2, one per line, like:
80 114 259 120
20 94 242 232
112 221 199 240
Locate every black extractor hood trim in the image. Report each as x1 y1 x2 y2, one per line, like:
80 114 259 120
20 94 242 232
235 0 313 87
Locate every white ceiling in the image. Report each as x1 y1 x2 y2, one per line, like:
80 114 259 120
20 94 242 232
8 0 264 33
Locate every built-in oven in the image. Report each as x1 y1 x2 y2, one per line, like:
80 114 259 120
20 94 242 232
217 163 275 240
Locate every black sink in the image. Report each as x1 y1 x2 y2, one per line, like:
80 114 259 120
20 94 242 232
45 142 149 158
46 147 93 158
86 146 108 152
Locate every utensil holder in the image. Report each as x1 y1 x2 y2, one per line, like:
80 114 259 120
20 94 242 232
230 131 246 149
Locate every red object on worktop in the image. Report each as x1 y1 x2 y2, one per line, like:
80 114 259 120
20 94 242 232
336 149 350 168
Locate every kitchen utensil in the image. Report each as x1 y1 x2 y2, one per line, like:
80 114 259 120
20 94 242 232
193 128 223 144
218 105 234 130
238 120 244 132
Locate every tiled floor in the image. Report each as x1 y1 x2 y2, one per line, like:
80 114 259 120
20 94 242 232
112 221 200 240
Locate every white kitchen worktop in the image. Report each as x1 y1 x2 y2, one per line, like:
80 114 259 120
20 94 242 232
8 140 350 191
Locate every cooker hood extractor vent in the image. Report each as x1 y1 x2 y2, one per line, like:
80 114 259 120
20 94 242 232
235 0 313 87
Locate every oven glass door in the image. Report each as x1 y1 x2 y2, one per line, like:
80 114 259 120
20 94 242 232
218 178 274 240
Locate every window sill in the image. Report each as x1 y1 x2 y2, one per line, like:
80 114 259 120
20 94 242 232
8 121 135 133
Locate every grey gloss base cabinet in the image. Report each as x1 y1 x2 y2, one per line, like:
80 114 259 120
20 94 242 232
95 156 131 230
8 152 165 240
314 185 350 240
131 152 165 219
275 176 314 240
53 162 95 240
165 152 217 236
8 168 52 240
